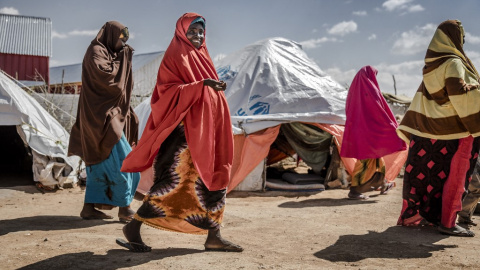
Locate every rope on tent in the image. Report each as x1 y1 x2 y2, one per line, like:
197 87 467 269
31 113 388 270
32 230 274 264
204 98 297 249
0 70 76 121
21 121 67 149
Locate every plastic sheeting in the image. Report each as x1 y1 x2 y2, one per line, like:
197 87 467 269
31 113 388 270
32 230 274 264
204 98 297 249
216 37 347 135
0 71 80 187
31 150 76 187
134 96 151 139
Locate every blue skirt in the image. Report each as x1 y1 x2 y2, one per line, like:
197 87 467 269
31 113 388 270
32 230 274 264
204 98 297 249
84 135 140 207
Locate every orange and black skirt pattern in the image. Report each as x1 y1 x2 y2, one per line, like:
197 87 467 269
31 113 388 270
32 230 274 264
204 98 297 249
351 158 385 187
134 124 226 234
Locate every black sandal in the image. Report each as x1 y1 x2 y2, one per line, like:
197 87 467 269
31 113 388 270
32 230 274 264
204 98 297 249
116 238 152 252
204 243 244 252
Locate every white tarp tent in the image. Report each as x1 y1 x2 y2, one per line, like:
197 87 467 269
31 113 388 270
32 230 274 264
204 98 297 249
0 71 80 187
216 38 351 191
217 38 405 191
216 37 348 135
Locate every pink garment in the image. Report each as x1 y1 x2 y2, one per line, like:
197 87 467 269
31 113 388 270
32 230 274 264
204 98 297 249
340 66 406 159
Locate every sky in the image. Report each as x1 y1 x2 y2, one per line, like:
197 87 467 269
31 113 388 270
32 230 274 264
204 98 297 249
2 0 480 97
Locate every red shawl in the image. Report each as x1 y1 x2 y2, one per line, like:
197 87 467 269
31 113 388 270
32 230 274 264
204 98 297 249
121 13 233 191
340 66 406 159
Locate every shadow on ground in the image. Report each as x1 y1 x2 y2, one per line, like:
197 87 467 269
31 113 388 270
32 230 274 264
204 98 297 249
314 226 455 262
278 197 378 208
0 215 112 236
228 190 323 198
17 248 204 270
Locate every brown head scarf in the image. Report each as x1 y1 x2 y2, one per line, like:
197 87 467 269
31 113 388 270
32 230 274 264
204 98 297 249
68 21 139 165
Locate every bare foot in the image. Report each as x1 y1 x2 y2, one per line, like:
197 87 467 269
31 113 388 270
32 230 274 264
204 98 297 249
80 203 113 220
458 216 477 226
134 191 146 201
204 228 243 252
118 206 135 223
122 219 145 244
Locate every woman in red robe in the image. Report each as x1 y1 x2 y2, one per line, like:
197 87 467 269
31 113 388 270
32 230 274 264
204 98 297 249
116 13 243 252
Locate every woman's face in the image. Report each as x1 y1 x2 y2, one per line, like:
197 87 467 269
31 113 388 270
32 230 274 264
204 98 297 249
114 28 129 51
186 23 204 48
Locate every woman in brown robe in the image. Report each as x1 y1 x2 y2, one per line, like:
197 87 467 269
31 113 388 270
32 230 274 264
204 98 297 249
68 21 140 222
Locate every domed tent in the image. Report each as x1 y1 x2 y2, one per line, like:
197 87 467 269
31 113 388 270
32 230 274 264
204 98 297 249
219 37 406 191
134 38 407 193
0 71 80 188
218 37 345 191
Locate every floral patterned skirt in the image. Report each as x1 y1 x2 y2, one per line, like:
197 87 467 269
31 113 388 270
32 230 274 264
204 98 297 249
134 124 226 234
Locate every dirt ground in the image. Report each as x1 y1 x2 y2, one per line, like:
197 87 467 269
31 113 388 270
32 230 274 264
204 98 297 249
1 174 480 270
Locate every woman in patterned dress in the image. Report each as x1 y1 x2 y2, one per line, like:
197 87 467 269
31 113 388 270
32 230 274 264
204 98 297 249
397 20 480 237
340 66 406 200
115 13 243 252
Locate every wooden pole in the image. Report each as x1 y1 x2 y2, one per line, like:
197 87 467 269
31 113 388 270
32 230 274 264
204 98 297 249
392 74 397 96
61 69 65 94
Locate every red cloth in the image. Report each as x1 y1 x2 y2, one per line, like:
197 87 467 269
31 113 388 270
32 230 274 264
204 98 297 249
121 13 233 191
441 136 474 228
340 66 406 159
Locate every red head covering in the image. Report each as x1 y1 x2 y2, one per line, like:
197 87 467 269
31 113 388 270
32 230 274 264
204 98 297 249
121 13 233 191
340 66 406 159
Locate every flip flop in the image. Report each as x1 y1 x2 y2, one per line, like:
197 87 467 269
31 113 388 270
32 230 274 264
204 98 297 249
380 182 394 195
438 225 475 237
204 243 244 252
347 192 369 200
116 238 152 252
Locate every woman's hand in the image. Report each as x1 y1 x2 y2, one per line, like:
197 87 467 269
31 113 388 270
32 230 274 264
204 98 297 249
204 78 226 91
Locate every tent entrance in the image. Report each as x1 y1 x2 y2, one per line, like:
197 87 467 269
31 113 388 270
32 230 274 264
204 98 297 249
0 126 33 186
264 123 336 191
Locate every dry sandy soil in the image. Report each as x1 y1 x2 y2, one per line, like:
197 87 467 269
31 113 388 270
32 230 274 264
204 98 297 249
1 174 480 270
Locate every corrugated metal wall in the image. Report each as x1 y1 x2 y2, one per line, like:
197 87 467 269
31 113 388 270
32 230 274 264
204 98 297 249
0 14 52 57
132 54 163 101
0 53 49 83
0 14 51 83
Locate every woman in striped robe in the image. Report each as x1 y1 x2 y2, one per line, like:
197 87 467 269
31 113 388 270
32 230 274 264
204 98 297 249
397 20 480 237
